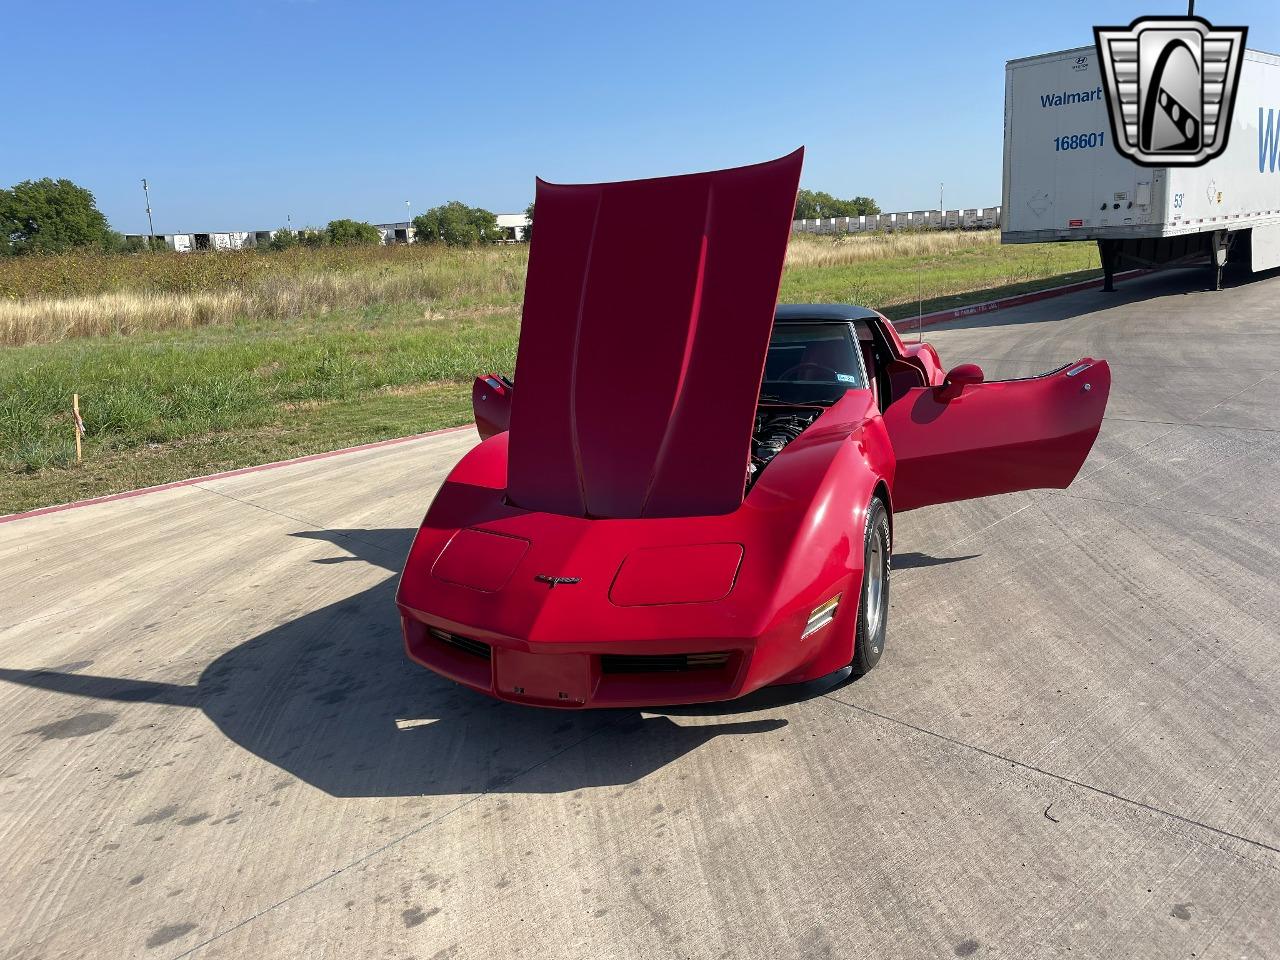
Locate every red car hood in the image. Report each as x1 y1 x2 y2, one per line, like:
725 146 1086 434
507 149 804 520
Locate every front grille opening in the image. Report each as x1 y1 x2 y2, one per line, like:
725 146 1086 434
427 627 491 660
600 652 731 674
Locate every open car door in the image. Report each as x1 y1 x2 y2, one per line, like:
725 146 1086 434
882 359 1111 511
473 374 512 439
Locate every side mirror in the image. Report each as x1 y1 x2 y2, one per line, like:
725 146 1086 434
938 363 984 400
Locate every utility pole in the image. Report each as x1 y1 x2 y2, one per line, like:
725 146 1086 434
405 199 411 224
141 179 155 243
939 182 944 213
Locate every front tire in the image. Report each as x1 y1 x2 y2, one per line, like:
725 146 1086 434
852 497 891 676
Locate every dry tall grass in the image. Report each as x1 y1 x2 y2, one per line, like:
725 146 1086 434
2 229 1036 347
784 228 999 268
0 244 529 346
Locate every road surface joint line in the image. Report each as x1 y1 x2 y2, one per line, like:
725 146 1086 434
1190 369 1280 423
822 693 1280 859
1102 416 1190 427
1072 424 1182 486
169 720 620 959
190 483 321 525
188 485 404 560
950 500 1041 550
1103 417 1280 436
1138 376 1280 511
1192 421 1280 435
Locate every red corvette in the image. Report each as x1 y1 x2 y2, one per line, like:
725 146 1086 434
396 150 1110 708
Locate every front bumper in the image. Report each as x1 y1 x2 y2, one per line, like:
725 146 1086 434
401 612 756 709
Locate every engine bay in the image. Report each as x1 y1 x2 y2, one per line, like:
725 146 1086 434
747 405 823 487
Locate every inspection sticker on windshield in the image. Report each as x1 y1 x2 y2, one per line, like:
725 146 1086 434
836 373 859 384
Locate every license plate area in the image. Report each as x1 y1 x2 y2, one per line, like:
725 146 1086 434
494 649 594 706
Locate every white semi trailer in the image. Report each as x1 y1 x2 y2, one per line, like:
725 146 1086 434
1002 44 1280 290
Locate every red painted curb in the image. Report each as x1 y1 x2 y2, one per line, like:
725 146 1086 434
891 269 1144 334
0 424 475 526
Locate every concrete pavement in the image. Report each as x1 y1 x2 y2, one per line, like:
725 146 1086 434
2 269 1278 959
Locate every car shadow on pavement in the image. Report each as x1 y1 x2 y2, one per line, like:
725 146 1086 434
0 527 787 799
893 552 979 570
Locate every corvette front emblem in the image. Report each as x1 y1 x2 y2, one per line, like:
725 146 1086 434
535 575 581 588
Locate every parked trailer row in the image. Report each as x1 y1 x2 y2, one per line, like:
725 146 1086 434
126 226 408 251
793 207 1001 234
123 230 275 252
124 215 529 252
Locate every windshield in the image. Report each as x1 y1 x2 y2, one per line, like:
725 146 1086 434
761 322 866 404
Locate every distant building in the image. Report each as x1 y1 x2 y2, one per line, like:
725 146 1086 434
375 221 415 244
496 214 529 242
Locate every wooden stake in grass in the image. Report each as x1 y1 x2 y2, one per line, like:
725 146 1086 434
72 394 85 463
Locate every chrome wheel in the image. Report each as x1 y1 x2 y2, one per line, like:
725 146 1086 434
864 522 886 639
852 497 890 676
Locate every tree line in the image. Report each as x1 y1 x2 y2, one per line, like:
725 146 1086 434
3 178 881 256
793 189 880 220
267 203 514 249
0 179 519 255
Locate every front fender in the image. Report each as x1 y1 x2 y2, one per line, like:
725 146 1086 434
397 432 517 609
748 390 896 680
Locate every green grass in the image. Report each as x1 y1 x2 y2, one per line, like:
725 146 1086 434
0 386 475 514
1 234 1100 515
781 235 1099 308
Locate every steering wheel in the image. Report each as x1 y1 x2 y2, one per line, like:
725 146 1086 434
777 361 837 381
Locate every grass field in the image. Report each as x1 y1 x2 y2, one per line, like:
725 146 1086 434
0 231 1100 514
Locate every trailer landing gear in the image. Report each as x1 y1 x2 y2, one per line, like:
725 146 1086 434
1211 230 1229 292
1098 240 1119 292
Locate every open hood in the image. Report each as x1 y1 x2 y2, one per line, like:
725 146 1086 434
506 149 803 520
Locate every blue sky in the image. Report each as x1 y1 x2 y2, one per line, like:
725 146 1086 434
2 1 1274 234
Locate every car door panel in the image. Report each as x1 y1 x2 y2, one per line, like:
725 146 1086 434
883 359 1110 511
473 374 513 439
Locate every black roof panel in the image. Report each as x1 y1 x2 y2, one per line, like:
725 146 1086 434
774 303 882 323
